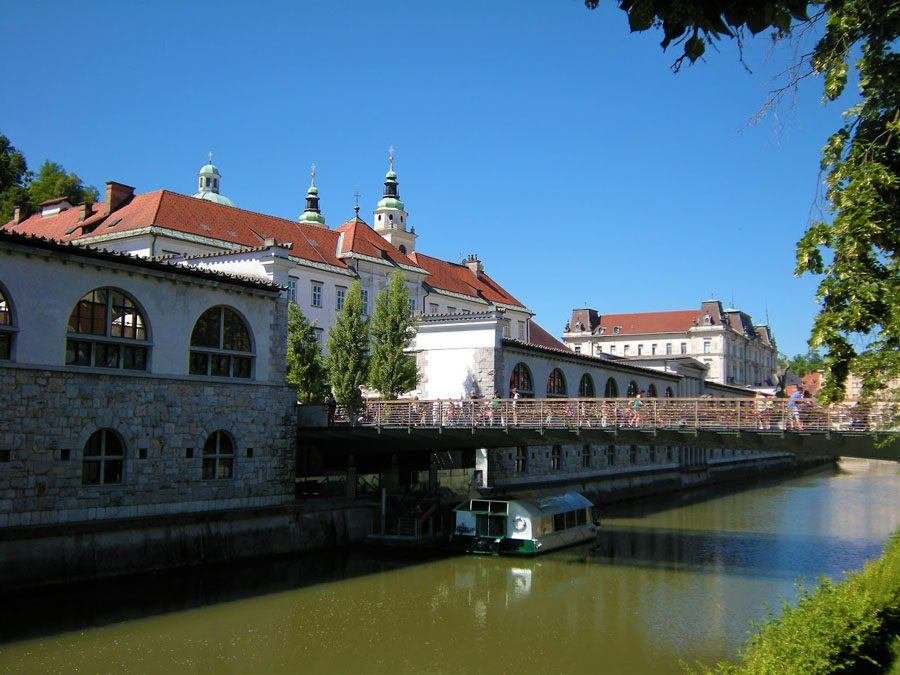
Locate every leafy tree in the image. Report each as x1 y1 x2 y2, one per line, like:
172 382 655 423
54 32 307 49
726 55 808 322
27 160 99 211
0 135 30 223
368 271 419 398
782 349 825 377
285 303 327 404
586 1 899 401
324 281 369 419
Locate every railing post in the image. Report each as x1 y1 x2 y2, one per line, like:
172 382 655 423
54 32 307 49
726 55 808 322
540 400 544 431
736 400 741 430
694 399 699 430
376 401 382 429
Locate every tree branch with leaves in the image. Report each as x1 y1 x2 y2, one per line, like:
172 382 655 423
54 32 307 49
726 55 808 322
368 271 419 399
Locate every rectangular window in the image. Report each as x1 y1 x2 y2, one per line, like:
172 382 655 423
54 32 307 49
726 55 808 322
553 513 566 532
581 444 591 469
609 346 616 354
311 282 323 308
680 342 687 354
335 286 347 311
361 289 369 315
703 340 711 354
429 303 439 313
550 445 562 470
623 345 630 355
447 306 457 314
651 344 657 355
287 278 297 304
666 343 672 355
606 445 615 467
574 345 581 354
517 321 526 339
502 319 510 338
515 446 527 473
408 299 416 314
313 327 323 344
637 344 643 355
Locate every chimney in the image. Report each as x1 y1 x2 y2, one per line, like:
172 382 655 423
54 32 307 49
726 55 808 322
463 253 483 276
81 202 92 220
105 181 135 213
263 237 276 247
12 206 22 225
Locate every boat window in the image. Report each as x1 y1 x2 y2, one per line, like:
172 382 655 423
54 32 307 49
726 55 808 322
577 509 587 526
553 513 565 531
489 501 508 515
470 500 490 512
565 511 577 529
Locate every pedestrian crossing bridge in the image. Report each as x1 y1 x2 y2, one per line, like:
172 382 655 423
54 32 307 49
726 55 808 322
303 397 899 461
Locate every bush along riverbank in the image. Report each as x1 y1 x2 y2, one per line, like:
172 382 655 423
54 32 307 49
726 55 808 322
701 528 900 674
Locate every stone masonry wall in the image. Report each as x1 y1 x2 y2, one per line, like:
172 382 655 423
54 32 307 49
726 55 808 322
0 366 297 528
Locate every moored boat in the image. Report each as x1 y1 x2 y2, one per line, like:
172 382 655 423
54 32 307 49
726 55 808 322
450 491 597 555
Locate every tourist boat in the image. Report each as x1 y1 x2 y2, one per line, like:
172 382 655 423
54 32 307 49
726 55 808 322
450 491 598 555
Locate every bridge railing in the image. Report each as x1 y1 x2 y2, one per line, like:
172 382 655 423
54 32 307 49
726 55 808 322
335 397 898 434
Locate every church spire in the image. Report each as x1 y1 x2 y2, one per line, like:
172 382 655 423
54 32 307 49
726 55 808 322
298 162 327 228
373 146 415 254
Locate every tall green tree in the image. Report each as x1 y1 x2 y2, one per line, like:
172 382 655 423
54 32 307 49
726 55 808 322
27 160 99 211
324 281 369 418
285 303 327 404
0 135 30 222
586 0 899 401
368 271 419 399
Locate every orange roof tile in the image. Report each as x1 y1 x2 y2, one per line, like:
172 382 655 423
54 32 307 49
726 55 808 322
595 310 699 335
407 251 525 308
528 321 568 350
334 217 422 270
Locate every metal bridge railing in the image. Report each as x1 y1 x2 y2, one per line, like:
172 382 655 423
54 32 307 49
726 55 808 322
333 397 898 434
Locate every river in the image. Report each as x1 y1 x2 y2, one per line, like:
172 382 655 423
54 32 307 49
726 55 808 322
1 461 898 674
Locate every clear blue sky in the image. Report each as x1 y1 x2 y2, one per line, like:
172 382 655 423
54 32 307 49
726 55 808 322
1 1 851 356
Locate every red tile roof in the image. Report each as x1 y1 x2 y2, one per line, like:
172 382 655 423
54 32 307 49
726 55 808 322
594 310 699 335
407 251 525 308
528 321 569 350
3 186 526 308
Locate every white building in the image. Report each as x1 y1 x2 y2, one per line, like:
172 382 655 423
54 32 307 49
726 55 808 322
562 300 778 387
4 156 533 348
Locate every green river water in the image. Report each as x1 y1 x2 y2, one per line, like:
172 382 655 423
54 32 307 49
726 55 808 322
1 460 898 674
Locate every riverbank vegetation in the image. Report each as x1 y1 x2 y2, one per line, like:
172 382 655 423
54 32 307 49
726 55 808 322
700 528 900 674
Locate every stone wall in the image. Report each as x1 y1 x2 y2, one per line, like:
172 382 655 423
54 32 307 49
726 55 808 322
0 365 297 528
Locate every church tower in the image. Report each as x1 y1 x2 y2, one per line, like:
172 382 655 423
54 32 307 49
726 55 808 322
192 153 235 207
298 163 327 228
373 147 416 254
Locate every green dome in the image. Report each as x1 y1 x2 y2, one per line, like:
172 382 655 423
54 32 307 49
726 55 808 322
385 170 397 180
299 210 326 225
199 163 220 176
192 190 235 207
376 197 405 211
307 185 319 196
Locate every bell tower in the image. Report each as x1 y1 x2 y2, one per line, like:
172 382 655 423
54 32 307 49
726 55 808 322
373 147 416 254
298 163 327 228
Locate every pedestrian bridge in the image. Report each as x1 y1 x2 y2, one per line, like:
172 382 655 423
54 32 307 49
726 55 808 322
302 397 899 461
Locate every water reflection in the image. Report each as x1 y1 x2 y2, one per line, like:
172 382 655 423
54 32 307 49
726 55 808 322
0 463 897 675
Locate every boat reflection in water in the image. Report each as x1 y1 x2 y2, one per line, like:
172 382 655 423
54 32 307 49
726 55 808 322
450 491 598 555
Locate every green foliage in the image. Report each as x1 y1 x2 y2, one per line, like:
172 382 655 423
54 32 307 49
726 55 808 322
782 349 825 377
368 271 419 399
285 303 327 404
586 1 899 401
0 134 100 222
0 135 30 222
27 160 99 211
324 281 369 416
698 529 900 674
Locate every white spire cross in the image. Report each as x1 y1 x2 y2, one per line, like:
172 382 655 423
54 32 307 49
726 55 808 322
388 145 395 171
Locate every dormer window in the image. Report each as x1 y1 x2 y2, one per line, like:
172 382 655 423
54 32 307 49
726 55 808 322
613 326 621 334
598 327 605 335
704 313 712 325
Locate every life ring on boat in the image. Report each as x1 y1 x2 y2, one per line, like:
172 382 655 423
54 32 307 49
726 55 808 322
513 516 527 533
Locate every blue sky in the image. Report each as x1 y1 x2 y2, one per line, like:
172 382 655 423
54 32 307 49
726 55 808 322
1 1 851 356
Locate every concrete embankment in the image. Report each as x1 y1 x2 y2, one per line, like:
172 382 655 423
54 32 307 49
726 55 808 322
0 455 835 595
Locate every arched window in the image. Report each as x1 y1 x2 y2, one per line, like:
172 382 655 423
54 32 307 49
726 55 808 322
398 244 407 254
665 386 674 398
190 306 253 378
66 288 149 370
82 429 124 485
547 368 567 397
579 373 595 397
604 377 619 398
0 283 14 360
509 362 533 397
627 380 639 397
203 430 234 479
647 384 658 397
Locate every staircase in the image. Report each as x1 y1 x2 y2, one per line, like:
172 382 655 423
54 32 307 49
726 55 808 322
367 488 446 546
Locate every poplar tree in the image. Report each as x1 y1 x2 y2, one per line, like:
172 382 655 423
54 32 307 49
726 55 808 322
325 281 369 416
285 303 327 404
368 271 419 399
